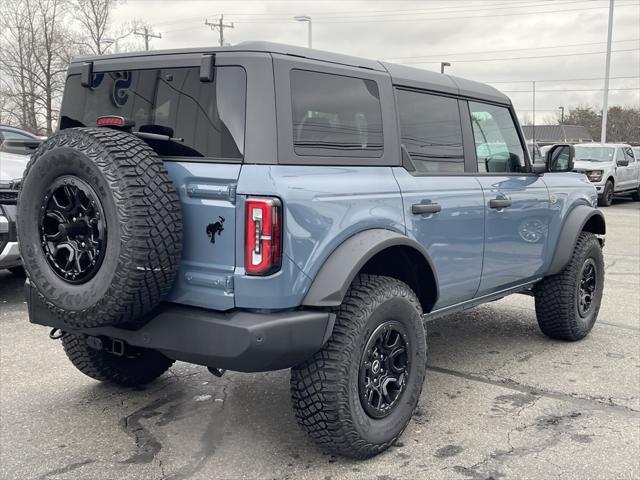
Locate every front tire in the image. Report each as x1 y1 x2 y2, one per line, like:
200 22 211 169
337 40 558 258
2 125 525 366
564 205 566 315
62 333 174 387
534 232 604 341
598 180 614 207
291 274 427 459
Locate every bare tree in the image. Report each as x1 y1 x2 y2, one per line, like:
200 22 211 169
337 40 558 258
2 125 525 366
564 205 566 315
72 0 119 54
0 0 72 134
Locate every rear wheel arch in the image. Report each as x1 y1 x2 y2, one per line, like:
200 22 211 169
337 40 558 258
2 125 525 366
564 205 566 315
302 229 439 312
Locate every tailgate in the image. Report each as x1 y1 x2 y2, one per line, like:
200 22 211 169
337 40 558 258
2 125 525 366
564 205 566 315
164 162 241 310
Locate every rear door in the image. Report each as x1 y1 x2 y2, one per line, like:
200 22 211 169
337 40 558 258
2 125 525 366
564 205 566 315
59 53 268 310
468 101 552 294
392 89 485 308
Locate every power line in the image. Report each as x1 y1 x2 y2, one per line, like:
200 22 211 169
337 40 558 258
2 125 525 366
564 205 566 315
484 75 640 83
153 0 637 27
400 48 638 65
229 2 639 23
384 38 639 61
502 87 639 93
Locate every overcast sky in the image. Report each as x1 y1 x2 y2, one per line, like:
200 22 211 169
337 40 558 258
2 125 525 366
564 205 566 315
113 0 639 124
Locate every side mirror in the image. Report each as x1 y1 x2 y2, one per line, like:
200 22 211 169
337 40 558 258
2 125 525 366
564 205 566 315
545 144 574 172
617 158 629 167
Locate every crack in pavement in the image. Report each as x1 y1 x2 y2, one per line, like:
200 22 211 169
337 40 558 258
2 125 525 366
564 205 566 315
427 365 640 416
453 410 583 480
120 392 183 464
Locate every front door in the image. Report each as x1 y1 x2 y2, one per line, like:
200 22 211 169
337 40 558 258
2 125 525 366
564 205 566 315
617 147 638 191
468 101 551 295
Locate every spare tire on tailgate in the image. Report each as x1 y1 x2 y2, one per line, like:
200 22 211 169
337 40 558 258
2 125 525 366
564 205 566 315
17 128 182 328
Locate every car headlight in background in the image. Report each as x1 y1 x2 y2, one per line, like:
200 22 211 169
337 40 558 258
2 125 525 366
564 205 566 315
586 170 603 182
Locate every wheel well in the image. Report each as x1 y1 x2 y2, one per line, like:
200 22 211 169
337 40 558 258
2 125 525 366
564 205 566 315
607 177 614 186
359 246 437 313
583 214 606 235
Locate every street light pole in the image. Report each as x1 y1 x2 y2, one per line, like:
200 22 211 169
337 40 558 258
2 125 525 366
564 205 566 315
601 0 615 143
440 62 451 74
294 15 312 48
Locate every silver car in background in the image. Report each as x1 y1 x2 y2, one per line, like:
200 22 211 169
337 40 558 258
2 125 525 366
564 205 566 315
0 150 29 272
572 143 640 206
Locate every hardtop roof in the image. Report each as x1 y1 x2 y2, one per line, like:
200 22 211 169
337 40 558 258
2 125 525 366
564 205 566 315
71 41 510 105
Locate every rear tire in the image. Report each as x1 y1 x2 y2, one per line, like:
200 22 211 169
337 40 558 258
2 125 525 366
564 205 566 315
62 333 174 387
598 180 614 207
291 274 427 459
534 232 604 341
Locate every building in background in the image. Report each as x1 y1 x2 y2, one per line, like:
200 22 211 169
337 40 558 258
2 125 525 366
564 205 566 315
522 125 594 146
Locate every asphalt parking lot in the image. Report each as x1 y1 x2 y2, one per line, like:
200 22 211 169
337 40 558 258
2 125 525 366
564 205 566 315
1 198 638 480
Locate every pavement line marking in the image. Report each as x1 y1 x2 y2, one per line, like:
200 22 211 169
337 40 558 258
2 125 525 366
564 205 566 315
426 365 640 417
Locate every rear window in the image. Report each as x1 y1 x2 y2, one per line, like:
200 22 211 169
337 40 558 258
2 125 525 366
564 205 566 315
60 66 246 160
396 89 464 173
290 69 383 158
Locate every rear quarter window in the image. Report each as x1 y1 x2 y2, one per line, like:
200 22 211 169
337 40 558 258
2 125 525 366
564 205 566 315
59 66 246 160
290 69 383 158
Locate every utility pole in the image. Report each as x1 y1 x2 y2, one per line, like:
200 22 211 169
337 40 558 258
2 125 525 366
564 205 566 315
532 81 536 147
294 16 312 48
558 106 565 124
205 15 234 47
134 26 162 51
601 0 615 143
440 62 451 74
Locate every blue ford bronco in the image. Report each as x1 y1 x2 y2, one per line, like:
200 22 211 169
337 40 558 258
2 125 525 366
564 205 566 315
17 42 605 458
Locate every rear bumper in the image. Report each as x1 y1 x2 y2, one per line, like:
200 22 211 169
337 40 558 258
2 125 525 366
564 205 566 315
26 281 334 372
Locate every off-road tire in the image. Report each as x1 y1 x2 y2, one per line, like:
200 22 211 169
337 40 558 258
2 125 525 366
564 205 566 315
17 128 181 328
534 232 604 341
598 180 614 207
291 274 427 459
62 333 174 387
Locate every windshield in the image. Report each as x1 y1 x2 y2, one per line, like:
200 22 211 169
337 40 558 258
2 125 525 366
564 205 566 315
573 146 615 162
633 147 640 160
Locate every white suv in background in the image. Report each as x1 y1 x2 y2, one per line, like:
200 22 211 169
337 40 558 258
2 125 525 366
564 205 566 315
573 143 640 206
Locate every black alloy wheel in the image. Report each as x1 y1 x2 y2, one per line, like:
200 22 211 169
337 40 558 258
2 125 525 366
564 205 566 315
577 258 597 318
359 321 410 419
39 175 107 284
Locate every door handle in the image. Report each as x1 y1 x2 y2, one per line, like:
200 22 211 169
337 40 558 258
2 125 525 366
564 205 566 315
489 198 512 209
412 203 442 215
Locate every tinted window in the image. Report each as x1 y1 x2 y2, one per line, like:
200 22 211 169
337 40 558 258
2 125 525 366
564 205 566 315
469 102 526 173
396 89 463 173
290 69 383 157
60 67 246 159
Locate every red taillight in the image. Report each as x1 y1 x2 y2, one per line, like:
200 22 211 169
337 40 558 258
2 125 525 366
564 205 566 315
245 197 282 276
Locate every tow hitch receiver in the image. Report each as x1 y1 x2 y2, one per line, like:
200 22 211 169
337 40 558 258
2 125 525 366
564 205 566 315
86 335 126 356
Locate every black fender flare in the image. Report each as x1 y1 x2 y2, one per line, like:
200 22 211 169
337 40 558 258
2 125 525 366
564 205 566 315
302 229 439 307
546 205 605 276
